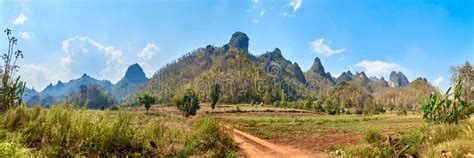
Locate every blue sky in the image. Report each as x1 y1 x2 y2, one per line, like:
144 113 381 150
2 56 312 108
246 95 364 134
1 0 473 91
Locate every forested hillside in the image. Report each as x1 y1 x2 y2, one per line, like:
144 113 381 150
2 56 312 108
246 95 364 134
136 32 439 111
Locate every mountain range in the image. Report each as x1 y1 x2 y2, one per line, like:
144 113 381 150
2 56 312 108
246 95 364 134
24 63 148 106
138 31 436 109
24 31 436 109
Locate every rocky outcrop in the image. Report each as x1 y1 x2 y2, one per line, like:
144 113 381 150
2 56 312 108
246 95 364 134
389 71 409 87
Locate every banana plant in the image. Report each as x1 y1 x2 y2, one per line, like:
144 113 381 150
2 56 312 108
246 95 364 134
422 79 470 124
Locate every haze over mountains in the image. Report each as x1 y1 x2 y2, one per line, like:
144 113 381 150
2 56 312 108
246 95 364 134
25 64 148 106
24 32 435 108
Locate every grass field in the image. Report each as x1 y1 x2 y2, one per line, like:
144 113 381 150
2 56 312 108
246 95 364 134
0 105 237 157
214 111 423 153
1 104 472 157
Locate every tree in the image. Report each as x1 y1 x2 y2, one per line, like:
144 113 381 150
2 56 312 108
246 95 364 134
210 84 221 110
139 94 155 114
66 84 115 109
450 61 473 106
323 98 339 115
0 29 25 111
177 91 200 117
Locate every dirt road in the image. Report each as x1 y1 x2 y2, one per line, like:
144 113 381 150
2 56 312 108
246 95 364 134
231 128 331 158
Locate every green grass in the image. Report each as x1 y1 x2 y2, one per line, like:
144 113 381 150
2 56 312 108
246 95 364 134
0 105 237 157
218 114 422 139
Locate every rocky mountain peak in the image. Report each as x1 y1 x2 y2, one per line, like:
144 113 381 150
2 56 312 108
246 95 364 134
310 57 325 75
123 63 148 83
226 31 249 52
389 71 409 87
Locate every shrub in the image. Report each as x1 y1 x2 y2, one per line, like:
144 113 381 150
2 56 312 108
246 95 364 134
185 117 236 157
176 91 200 117
210 84 221 110
323 99 339 115
312 101 324 112
397 108 408 115
399 129 425 156
110 106 120 111
363 130 383 144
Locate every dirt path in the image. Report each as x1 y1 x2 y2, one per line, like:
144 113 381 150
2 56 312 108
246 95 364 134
231 128 331 158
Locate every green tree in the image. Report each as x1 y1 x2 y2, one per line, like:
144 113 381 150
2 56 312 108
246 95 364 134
66 84 115 109
323 98 339 115
0 29 25 111
139 94 155 114
177 91 200 117
210 84 221 110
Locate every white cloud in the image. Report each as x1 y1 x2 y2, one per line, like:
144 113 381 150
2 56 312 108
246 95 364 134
252 19 259 23
137 43 159 61
13 13 28 25
354 60 403 77
433 76 444 87
289 0 302 12
20 36 161 89
260 10 265 16
19 32 32 39
19 64 60 90
61 36 125 82
310 38 346 56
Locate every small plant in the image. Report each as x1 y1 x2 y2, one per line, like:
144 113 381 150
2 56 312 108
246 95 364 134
139 94 155 114
210 84 221 110
177 91 200 117
421 79 470 124
363 130 383 144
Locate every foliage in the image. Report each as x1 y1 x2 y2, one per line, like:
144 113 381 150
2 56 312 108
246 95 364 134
176 91 200 117
184 117 236 157
323 99 340 115
0 29 25 111
138 94 155 114
66 84 115 109
421 79 471 124
0 142 30 157
450 61 473 106
363 130 383 144
210 84 221 110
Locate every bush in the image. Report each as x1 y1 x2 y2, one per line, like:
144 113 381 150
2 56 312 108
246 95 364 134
185 117 236 157
363 130 383 144
323 99 339 115
176 91 200 117
312 101 324 112
397 108 408 115
110 106 120 111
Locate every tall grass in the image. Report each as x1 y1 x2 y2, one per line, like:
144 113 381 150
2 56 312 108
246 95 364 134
336 117 474 157
185 117 237 157
2 105 184 156
421 117 474 157
1 105 237 157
